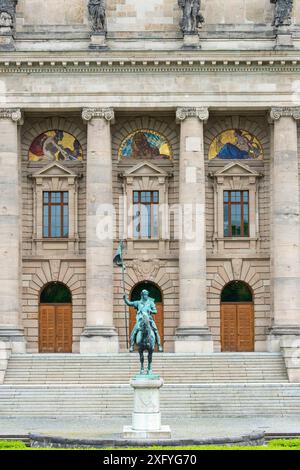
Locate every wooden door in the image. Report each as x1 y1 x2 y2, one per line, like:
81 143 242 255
55 305 72 353
39 304 72 353
237 304 254 352
221 304 237 352
221 303 254 352
39 305 56 353
129 303 164 351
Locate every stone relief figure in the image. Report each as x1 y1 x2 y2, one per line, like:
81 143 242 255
178 0 204 34
88 0 106 33
270 0 293 28
0 0 18 30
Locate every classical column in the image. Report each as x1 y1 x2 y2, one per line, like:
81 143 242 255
174 107 213 353
80 108 119 353
0 109 25 352
269 107 300 350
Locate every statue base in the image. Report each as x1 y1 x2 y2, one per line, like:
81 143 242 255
275 33 294 49
183 33 201 49
123 376 171 439
89 32 108 50
123 425 172 440
0 29 15 51
274 26 294 49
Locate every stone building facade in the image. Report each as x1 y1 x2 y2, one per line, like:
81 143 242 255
0 1 300 375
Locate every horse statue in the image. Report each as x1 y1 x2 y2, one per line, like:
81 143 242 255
123 289 162 375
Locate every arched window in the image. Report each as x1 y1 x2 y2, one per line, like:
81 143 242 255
40 282 72 304
221 281 253 303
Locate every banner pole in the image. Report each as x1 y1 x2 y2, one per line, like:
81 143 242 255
120 241 129 350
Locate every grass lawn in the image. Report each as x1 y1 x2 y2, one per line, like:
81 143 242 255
1 439 300 450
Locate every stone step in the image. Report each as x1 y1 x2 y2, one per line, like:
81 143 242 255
0 384 300 417
4 353 289 384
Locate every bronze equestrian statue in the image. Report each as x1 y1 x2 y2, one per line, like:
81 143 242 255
123 289 163 375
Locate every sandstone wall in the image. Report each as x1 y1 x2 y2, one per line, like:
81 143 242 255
15 0 300 33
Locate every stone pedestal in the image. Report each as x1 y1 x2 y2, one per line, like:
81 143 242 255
123 376 171 439
0 29 15 51
183 33 201 49
89 32 107 50
174 108 213 353
80 108 119 353
0 109 25 353
274 27 294 49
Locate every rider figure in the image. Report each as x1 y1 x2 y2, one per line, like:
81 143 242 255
123 289 163 352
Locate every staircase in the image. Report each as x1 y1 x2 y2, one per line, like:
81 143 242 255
1 383 300 417
4 353 289 384
1 353 299 418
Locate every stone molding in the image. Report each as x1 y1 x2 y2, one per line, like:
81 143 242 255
176 107 209 122
0 108 22 123
270 107 300 121
207 258 269 300
82 107 115 122
0 59 300 75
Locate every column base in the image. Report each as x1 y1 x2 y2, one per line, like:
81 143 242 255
267 326 300 352
0 340 11 384
0 328 26 353
80 326 119 353
268 327 300 383
174 327 213 353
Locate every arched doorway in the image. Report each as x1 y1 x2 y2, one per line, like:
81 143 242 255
39 282 72 353
129 281 164 351
220 281 254 352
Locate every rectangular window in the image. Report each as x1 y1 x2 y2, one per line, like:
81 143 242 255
133 191 159 239
224 191 249 237
43 191 69 238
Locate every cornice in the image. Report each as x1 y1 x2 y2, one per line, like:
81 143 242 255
0 57 300 74
270 107 300 121
82 107 115 122
0 108 22 122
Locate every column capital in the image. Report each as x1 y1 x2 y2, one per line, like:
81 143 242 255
0 108 23 124
82 107 115 123
176 107 209 123
270 107 300 121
